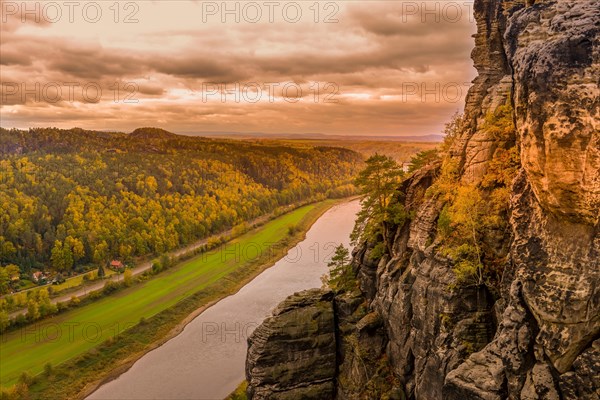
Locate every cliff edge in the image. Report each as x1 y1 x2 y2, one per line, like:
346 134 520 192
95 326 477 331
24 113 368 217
245 1 599 399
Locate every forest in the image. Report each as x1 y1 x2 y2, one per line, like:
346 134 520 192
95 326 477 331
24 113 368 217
0 127 362 286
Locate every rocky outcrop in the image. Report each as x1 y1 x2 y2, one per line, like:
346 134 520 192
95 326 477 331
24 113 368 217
350 165 501 400
445 170 599 399
558 338 600 399
353 1 599 398
460 0 513 183
245 288 402 399
444 1 600 398
245 289 337 399
334 290 402 399
245 1 599 399
505 1 600 226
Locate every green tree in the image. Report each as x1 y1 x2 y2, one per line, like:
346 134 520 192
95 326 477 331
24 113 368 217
441 112 465 153
26 299 40 321
151 262 162 274
38 288 57 317
0 268 9 295
0 310 9 333
159 254 172 270
65 236 85 262
5 264 20 281
123 269 133 286
408 149 439 173
50 240 65 271
93 241 109 266
352 154 405 254
327 244 353 292
50 240 74 271
440 185 485 286
0 239 16 260
97 264 106 279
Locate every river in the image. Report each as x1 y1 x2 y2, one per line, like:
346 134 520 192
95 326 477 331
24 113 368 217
88 199 360 400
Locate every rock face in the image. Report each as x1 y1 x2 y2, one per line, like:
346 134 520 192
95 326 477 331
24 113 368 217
246 288 400 399
245 1 599 399
444 2 600 398
362 1 599 399
505 1 600 226
245 289 337 399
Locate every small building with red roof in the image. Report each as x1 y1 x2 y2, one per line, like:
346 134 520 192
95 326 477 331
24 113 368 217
109 260 125 271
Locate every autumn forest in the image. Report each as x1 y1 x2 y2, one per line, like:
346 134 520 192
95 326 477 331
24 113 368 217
0 127 361 281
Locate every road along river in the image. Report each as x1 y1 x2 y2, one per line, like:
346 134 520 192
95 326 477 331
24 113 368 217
88 199 360 400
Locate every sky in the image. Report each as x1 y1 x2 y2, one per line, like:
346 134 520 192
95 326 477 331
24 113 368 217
0 1 477 137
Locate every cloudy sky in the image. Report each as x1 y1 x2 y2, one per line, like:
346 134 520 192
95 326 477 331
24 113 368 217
1 1 477 136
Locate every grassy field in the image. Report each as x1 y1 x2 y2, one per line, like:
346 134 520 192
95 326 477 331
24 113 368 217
50 268 116 293
0 200 335 389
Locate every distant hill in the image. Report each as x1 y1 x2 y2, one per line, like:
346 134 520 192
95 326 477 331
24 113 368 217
177 131 445 143
129 127 178 140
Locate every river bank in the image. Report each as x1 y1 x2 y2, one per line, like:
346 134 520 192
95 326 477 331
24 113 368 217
88 199 360 400
2 198 354 399
5 198 325 319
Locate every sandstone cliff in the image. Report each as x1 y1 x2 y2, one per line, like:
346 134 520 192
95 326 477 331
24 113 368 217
246 289 338 399
246 1 599 398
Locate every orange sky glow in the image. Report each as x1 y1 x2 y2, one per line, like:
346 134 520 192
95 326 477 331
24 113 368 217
1 1 477 136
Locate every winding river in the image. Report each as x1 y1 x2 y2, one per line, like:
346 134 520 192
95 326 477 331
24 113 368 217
88 199 360 400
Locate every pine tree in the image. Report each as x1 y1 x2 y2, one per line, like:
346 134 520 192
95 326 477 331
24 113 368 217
352 154 405 255
327 244 353 292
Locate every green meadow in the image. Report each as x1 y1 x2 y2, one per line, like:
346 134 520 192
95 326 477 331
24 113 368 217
0 201 332 388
